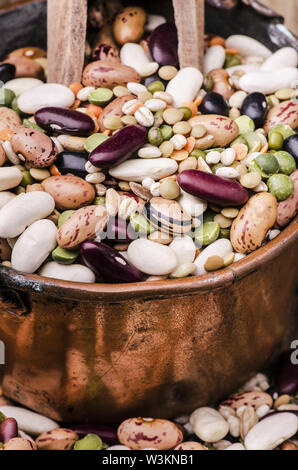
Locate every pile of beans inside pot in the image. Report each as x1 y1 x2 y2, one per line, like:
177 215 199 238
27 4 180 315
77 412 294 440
0 349 297 450
0 1 297 283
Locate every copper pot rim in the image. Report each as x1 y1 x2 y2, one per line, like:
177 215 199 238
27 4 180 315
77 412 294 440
0 217 297 301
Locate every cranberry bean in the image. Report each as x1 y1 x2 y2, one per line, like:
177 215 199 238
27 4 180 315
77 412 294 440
149 23 179 67
89 125 147 169
0 63 16 83
80 241 143 283
178 170 249 207
35 107 95 137
105 217 137 243
0 418 18 443
55 151 88 178
274 350 298 395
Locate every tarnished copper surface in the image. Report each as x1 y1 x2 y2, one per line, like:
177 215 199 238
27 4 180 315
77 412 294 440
0 219 297 423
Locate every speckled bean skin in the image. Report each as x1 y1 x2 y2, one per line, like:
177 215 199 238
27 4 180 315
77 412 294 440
3 438 37 451
41 175 95 210
188 114 239 147
11 127 58 168
57 205 109 249
231 193 277 254
174 442 208 450
276 170 298 228
117 418 184 450
221 391 273 410
82 60 140 89
0 107 21 133
264 100 298 133
98 94 134 132
35 428 79 450
113 7 147 45
92 44 120 63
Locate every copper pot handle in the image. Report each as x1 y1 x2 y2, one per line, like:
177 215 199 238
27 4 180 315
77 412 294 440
0 287 31 316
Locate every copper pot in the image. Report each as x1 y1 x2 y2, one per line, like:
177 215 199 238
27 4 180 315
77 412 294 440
0 219 297 423
0 0 297 424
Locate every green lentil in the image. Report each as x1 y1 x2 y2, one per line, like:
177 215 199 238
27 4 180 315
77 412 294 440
268 131 284 150
74 434 103 451
266 95 280 108
94 197 106 206
160 124 173 140
52 246 79 265
268 124 295 140
58 210 76 228
11 96 22 114
21 170 33 187
274 151 296 175
230 135 247 146
190 149 206 159
148 126 163 146
178 107 192 121
224 53 242 69
85 133 109 153
244 132 262 153
195 221 220 246
130 213 155 234
23 119 46 133
267 174 294 201
202 74 214 92
0 87 15 107
159 140 174 158
219 228 231 239
147 80 165 94
88 88 114 106
235 115 255 135
254 153 279 178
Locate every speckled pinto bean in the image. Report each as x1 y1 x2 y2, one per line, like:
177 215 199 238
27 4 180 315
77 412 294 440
41 175 95 210
57 205 109 249
35 107 95 137
174 442 208 450
117 418 183 450
264 100 298 133
188 114 239 147
221 391 273 410
35 428 79 451
0 107 22 132
82 60 141 89
231 193 277 253
178 170 249 207
11 127 58 168
98 94 134 132
3 438 37 451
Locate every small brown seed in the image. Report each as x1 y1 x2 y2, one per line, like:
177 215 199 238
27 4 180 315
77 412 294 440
204 255 224 272
173 121 192 135
214 214 232 228
223 252 235 267
221 207 239 219
148 231 173 245
158 65 178 81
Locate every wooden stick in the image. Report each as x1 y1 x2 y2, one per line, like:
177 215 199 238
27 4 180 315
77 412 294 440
47 0 87 85
173 0 205 71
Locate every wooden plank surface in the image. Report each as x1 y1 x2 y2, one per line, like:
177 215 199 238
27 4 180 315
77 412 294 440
173 0 205 70
47 0 87 85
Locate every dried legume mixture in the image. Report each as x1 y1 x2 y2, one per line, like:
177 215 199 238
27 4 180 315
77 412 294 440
0 349 297 450
0 3 297 285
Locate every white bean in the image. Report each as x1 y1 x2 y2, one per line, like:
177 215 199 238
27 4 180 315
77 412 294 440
18 84 75 114
178 190 207 217
120 43 150 75
190 407 229 443
204 45 226 73
109 158 178 182
12 220 57 274
166 67 203 107
0 191 16 209
4 78 43 96
0 167 23 191
170 236 196 265
39 262 96 283
225 35 272 59
0 406 58 436
239 68 298 94
0 192 55 238
261 47 298 71
128 239 177 275
145 14 166 32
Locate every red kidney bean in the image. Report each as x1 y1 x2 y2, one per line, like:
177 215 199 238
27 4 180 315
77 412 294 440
89 125 147 169
104 217 137 243
35 107 95 137
178 170 249 206
0 63 16 83
80 241 143 283
149 23 179 67
0 418 18 443
55 151 88 178
273 350 298 395
68 424 118 445
240 92 268 128
200 92 229 116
